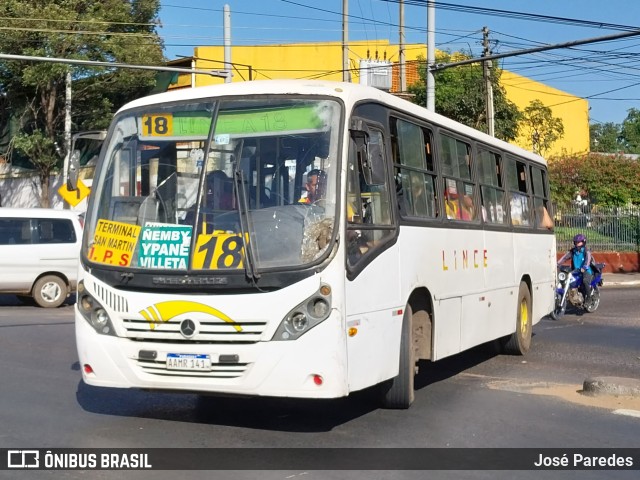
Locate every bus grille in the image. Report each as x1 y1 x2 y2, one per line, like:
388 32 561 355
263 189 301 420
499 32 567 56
136 359 249 379
121 318 267 343
93 284 129 313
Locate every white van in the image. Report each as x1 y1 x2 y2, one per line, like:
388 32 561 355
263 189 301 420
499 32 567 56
0 208 83 307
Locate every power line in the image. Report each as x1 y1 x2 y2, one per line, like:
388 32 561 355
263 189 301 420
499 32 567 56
0 53 229 78
0 16 156 27
380 0 639 32
431 29 640 71
0 25 158 38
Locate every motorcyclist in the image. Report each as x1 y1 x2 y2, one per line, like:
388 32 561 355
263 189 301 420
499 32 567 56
557 233 594 299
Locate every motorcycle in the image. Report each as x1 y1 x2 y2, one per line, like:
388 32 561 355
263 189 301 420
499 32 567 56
550 262 605 320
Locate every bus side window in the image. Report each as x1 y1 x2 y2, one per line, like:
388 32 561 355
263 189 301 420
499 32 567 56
391 117 438 219
531 166 553 230
478 148 507 225
505 156 531 227
440 133 477 222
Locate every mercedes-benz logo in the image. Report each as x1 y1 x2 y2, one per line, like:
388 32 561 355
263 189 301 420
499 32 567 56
180 319 197 338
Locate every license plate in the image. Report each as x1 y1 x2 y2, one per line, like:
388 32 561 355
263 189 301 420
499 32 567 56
166 353 211 371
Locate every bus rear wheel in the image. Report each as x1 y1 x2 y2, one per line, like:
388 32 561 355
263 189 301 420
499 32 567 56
381 305 416 409
502 282 532 355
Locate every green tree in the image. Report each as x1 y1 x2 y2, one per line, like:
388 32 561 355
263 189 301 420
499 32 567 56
407 52 521 142
620 108 640 153
0 0 164 206
590 122 623 153
548 154 640 207
521 99 564 156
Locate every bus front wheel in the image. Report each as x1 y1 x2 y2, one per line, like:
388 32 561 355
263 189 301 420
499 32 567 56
381 305 416 409
502 282 532 355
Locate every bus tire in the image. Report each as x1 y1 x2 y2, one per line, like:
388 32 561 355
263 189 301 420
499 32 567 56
502 282 532 355
381 305 415 409
32 275 67 308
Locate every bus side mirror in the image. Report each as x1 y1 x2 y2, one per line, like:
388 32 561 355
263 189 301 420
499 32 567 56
67 149 81 191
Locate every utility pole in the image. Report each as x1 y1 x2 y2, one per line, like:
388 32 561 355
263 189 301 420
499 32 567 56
224 4 232 83
426 0 435 111
482 26 495 137
399 0 406 92
342 0 350 82
62 69 72 207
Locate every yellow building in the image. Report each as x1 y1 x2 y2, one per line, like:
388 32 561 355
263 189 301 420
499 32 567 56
168 40 589 157
501 70 589 156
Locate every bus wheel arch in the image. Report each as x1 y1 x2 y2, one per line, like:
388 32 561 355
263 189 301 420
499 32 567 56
408 288 433 362
502 278 532 355
380 288 433 409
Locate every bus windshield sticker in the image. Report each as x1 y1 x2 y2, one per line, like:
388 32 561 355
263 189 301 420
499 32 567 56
89 219 141 267
192 232 248 270
214 104 326 136
140 113 175 137
138 223 192 270
139 112 211 139
214 134 230 145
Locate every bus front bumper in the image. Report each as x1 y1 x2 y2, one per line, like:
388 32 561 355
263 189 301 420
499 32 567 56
75 310 349 399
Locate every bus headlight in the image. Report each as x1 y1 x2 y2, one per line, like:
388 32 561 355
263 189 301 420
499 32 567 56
272 284 333 341
290 312 309 332
77 281 116 336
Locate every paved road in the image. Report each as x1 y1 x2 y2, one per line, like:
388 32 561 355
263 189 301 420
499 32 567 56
0 287 638 480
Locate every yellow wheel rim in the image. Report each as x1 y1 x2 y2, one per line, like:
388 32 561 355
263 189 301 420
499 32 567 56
520 298 529 336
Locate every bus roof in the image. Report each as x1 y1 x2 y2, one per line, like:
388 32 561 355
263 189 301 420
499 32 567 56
117 79 546 165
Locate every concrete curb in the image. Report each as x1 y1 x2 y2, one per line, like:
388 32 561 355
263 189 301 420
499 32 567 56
603 281 640 286
582 377 640 397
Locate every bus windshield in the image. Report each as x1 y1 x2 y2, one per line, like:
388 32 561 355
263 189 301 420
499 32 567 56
83 97 342 272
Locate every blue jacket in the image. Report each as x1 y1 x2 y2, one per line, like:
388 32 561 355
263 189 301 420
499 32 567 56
558 246 593 273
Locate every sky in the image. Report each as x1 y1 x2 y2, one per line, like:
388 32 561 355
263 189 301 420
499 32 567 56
157 0 640 125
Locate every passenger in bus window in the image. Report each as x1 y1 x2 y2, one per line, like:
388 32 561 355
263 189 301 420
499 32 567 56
444 184 460 220
536 204 554 230
461 194 474 221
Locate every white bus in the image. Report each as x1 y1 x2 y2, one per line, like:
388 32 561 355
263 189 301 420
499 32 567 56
75 80 556 408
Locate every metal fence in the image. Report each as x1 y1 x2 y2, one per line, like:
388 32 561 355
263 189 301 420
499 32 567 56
554 205 640 253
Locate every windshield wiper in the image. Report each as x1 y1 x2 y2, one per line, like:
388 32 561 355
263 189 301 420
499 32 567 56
233 169 261 283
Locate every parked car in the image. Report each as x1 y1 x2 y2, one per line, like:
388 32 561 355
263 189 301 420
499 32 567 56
0 208 83 307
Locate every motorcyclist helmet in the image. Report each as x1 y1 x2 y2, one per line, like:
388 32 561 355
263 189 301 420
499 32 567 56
573 233 586 247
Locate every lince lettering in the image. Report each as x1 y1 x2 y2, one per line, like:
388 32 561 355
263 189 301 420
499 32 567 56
442 249 488 271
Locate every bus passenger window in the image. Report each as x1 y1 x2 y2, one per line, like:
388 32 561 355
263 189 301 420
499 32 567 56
444 179 477 222
505 156 531 226
531 166 553 230
391 117 438 219
478 148 507 225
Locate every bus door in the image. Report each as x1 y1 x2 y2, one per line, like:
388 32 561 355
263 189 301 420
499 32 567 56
344 120 401 392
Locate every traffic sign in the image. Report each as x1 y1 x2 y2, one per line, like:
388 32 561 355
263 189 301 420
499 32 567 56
58 178 90 207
